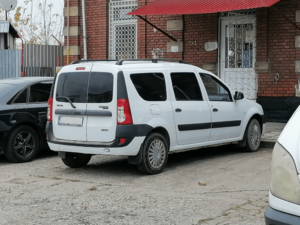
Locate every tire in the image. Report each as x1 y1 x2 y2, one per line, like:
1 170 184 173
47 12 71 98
62 153 91 168
137 133 168 175
4 125 40 163
242 118 261 152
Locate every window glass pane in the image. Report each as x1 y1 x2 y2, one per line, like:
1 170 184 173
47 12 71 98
56 72 89 103
171 73 202 101
29 83 52 103
199 73 232 102
14 89 27 104
130 73 166 101
88 72 114 103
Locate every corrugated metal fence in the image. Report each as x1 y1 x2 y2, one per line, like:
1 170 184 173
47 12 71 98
0 50 21 79
24 44 64 77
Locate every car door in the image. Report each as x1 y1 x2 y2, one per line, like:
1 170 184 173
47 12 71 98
11 87 29 122
170 71 211 145
52 67 92 141
199 73 243 141
86 64 116 142
27 81 52 131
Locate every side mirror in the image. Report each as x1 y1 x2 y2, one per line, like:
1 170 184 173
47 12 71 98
234 91 244 100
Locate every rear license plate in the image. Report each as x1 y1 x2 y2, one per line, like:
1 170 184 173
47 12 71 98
58 116 83 127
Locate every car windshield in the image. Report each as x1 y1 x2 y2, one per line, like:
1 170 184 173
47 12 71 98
0 84 16 99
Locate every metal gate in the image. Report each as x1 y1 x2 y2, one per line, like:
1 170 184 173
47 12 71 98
0 50 21 79
219 10 257 100
23 44 63 77
109 0 137 60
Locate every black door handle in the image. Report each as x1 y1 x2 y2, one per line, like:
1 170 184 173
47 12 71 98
213 108 218 112
175 108 182 112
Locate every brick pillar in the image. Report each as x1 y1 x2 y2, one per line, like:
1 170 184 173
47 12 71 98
256 8 269 97
64 0 81 65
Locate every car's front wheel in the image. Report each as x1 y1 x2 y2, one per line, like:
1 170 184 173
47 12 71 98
4 125 40 163
62 153 91 168
243 118 261 152
137 133 168 175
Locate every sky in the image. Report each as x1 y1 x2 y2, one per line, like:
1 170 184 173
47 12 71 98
0 0 64 45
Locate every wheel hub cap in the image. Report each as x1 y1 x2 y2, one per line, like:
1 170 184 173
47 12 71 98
15 132 35 158
250 124 260 147
148 139 166 169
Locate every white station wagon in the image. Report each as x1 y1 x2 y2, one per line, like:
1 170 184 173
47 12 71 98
46 59 265 174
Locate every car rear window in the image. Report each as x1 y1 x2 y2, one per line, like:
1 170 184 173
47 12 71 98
56 72 114 103
29 83 52 103
56 72 89 103
130 73 166 101
14 88 28 104
88 72 114 103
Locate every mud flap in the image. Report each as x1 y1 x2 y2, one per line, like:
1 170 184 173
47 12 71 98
127 144 143 165
58 151 66 159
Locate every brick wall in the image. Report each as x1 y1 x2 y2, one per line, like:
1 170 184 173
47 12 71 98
137 0 218 68
64 0 300 98
64 0 108 65
257 1 300 97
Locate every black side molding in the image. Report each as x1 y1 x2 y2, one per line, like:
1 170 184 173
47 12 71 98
55 109 112 117
55 109 86 115
212 120 241 129
178 120 242 131
178 123 211 131
86 110 112 117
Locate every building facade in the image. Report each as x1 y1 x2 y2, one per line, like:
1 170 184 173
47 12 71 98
63 0 300 122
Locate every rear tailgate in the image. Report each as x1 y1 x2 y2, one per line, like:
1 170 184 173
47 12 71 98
52 65 92 141
86 64 117 142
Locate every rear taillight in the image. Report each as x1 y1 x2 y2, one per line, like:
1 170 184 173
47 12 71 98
117 99 133 125
47 97 53 121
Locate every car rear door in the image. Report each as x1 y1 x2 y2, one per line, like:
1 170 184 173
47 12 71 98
86 64 116 142
52 66 92 141
27 81 52 131
170 71 212 145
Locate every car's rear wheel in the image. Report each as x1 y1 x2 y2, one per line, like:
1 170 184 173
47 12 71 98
62 153 91 168
243 118 261 152
137 133 168 175
4 125 40 163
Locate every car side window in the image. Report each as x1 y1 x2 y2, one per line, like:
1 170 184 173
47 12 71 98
29 83 52 103
170 72 202 101
199 73 232 102
13 88 28 104
130 73 167 101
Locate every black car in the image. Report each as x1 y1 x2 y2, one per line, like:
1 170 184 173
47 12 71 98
0 77 53 162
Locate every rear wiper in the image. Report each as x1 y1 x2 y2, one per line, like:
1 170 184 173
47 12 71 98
56 96 76 109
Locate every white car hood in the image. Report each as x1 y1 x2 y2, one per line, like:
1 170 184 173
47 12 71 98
278 106 300 173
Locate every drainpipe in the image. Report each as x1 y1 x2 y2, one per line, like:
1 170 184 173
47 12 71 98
82 0 88 60
67 0 70 65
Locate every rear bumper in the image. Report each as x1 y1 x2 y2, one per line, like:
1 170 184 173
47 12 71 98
46 121 152 155
48 137 144 156
265 207 300 225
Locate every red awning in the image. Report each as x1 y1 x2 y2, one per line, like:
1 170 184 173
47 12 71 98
128 0 280 16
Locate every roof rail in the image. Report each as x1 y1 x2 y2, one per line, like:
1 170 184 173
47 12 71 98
70 59 118 65
115 58 187 65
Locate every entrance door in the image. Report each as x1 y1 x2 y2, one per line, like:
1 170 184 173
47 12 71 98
220 16 257 100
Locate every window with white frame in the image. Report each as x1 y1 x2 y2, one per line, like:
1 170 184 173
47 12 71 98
109 0 137 60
